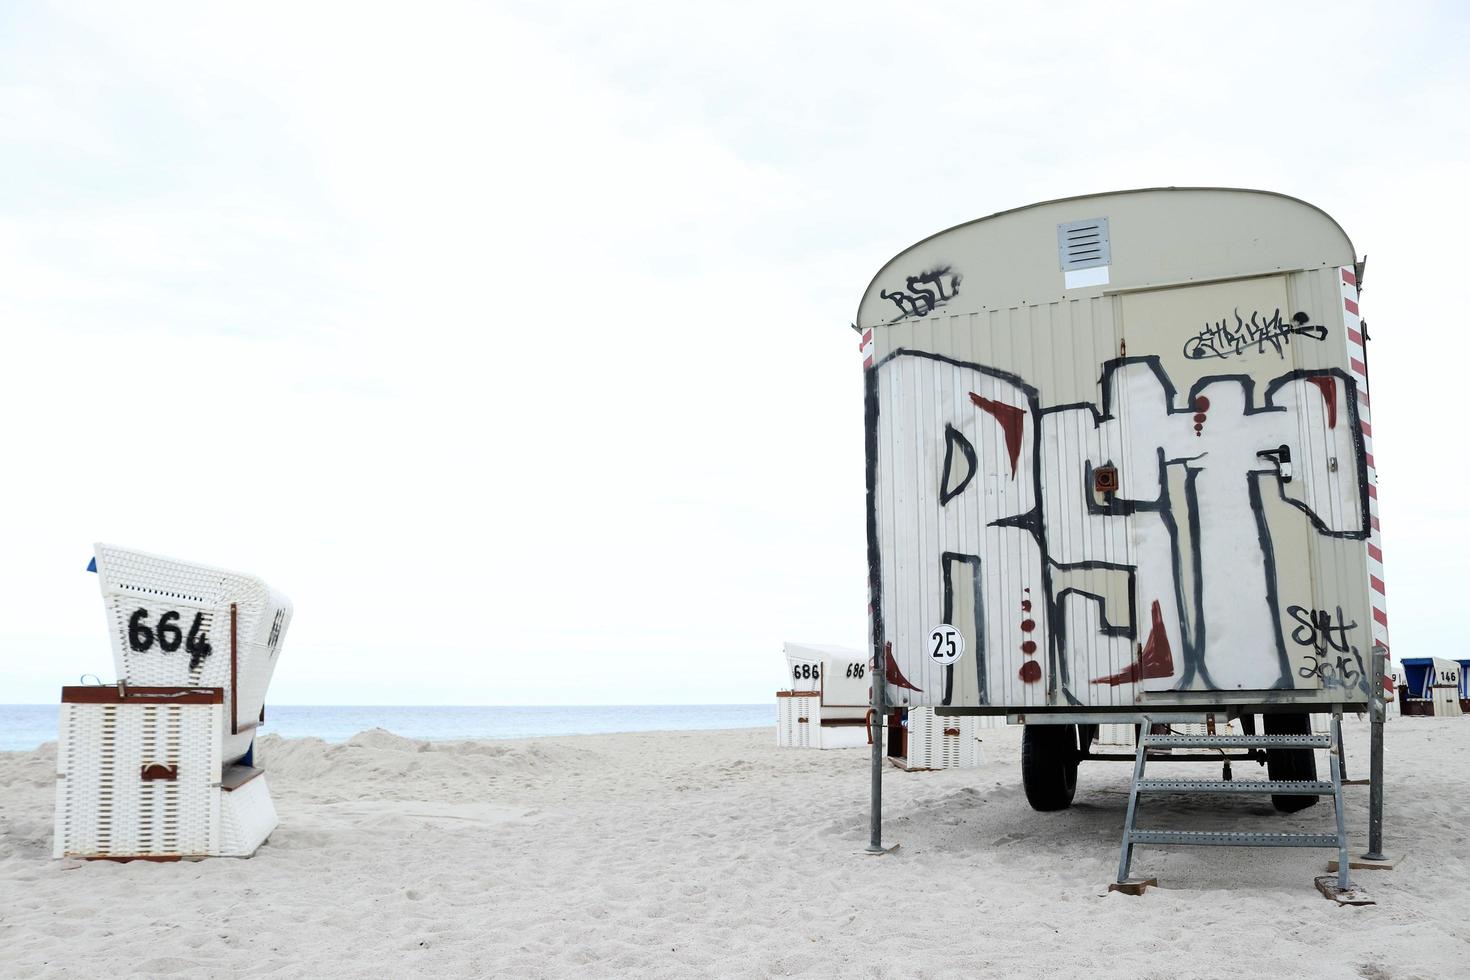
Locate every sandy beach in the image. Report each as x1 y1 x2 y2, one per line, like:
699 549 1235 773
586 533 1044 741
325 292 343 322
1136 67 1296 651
2 717 1467 978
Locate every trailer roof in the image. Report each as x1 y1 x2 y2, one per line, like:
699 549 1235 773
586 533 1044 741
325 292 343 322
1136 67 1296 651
856 187 1355 332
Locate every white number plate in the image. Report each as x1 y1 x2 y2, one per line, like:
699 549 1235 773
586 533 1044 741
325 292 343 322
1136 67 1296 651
928 624 964 665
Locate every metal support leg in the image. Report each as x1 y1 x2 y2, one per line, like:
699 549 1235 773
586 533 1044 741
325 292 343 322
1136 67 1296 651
1332 713 1346 783
866 643 887 853
1364 642 1387 860
1116 717 1150 883
1329 716 1350 891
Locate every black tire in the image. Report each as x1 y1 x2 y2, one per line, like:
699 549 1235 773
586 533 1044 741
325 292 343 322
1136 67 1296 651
1022 723 1079 811
1263 712 1319 813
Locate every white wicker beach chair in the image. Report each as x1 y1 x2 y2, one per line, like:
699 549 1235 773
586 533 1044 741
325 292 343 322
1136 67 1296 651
53 544 293 860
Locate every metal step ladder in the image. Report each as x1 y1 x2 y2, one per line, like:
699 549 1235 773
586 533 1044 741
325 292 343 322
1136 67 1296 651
1116 718 1351 891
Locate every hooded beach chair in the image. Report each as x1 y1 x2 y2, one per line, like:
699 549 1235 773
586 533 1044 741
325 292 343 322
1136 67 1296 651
53 544 293 859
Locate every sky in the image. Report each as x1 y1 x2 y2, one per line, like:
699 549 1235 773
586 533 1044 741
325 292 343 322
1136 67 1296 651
1 1 1466 704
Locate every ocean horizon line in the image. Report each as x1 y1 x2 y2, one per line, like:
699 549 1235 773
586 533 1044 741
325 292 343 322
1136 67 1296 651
0 702 776 752
1 701 769 708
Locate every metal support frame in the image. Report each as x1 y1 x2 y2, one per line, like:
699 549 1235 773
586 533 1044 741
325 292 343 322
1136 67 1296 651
1117 713 1353 891
1364 642 1387 860
1115 715 1152 882
1328 728 1350 890
866 641 887 853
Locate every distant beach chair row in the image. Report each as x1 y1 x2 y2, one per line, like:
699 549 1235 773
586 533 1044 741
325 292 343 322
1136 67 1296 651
775 641 999 770
1396 658 1468 716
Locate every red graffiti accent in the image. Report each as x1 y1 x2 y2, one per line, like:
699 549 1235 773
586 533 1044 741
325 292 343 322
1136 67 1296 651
1193 396 1208 437
1020 618 1036 633
1091 600 1175 686
1194 396 1210 412
1021 640 1037 655
1192 413 1207 424
883 641 923 693
1306 376 1337 429
1019 661 1042 684
1139 601 1175 679
1021 599 1032 612
968 391 1026 479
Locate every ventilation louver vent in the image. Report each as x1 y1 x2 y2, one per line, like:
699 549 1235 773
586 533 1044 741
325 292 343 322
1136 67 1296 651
1058 217 1111 271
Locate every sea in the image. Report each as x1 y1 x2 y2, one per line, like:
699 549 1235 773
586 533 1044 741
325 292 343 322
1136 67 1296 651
0 704 772 753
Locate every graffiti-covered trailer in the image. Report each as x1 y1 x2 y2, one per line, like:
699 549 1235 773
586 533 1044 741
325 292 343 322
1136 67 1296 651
857 188 1388 808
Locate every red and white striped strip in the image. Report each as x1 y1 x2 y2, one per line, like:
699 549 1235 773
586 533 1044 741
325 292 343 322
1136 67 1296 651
860 328 874 370
1341 266 1392 690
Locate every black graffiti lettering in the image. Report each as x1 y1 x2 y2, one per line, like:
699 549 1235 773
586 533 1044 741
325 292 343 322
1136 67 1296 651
1183 309 1328 360
266 608 285 653
880 267 961 322
1297 650 1364 687
1289 604 1364 690
869 348 1372 701
1286 604 1357 657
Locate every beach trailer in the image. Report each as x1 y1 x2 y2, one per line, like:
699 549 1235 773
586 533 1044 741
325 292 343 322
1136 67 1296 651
776 643 872 749
854 188 1390 828
53 544 293 860
1397 658 1463 717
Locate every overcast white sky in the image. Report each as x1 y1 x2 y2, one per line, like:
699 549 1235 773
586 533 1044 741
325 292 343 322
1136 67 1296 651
1 1 1466 704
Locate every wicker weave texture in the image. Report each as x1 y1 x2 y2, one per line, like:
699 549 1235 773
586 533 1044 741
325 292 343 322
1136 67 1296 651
93 543 292 765
775 696 815 748
906 708 983 769
54 700 222 858
219 775 278 857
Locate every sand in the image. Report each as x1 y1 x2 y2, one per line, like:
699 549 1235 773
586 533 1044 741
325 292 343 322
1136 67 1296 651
2 717 1468 978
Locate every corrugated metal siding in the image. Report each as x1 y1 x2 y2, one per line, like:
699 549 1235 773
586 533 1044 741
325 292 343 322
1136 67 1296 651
1294 266 1375 695
864 206 1375 711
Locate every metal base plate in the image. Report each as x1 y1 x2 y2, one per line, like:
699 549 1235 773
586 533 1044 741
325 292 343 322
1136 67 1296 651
1315 875 1375 905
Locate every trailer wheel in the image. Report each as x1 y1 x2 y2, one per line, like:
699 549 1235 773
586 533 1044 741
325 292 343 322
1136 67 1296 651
1021 724 1078 812
1263 712 1319 813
